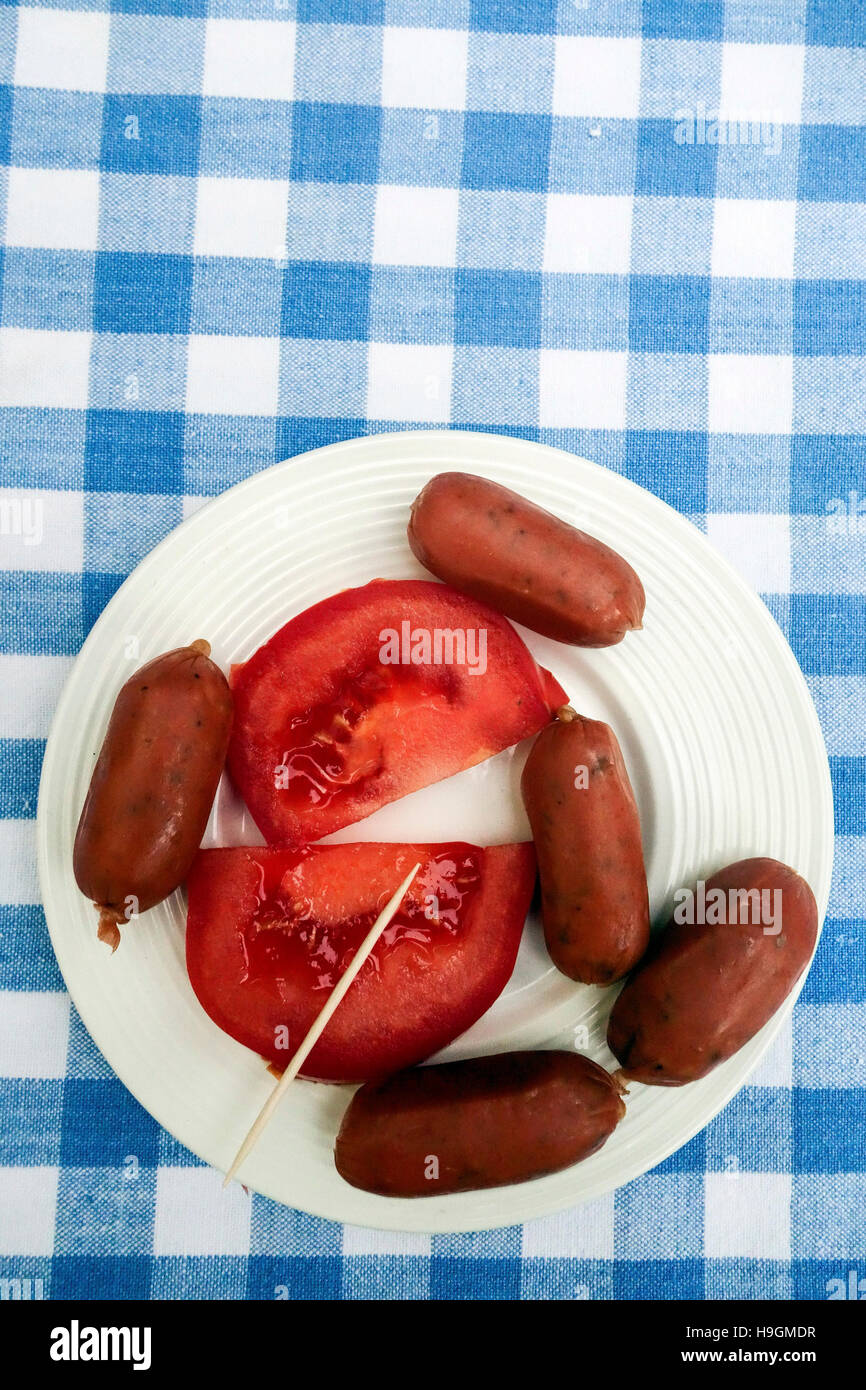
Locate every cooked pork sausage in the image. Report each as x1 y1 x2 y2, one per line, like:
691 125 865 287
335 1050 626 1197
521 707 650 984
73 640 232 949
607 858 818 1085
408 472 645 646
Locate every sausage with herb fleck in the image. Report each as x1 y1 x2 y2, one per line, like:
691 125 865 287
73 640 233 950
607 858 818 1085
408 472 645 647
335 1050 626 1197
521 707 650 984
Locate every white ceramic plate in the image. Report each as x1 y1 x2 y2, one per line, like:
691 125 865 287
38 429 834 1232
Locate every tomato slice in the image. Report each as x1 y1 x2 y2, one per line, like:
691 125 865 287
186 841 536 1083
226 579 566 845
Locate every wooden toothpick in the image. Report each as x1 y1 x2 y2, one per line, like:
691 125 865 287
223 860 421 1188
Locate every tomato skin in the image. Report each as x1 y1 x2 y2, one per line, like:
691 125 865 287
185 842 536 1083
226 579 567 846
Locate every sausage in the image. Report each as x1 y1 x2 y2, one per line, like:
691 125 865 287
521 707 649 984
73 640 233 950
607 858 818 1085
407 472 645 647
334 1050 626 1197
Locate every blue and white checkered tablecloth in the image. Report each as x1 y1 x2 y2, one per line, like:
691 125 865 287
1 0 864 1302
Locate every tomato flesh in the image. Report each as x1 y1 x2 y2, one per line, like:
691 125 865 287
227 579 566 845
186 841 536 1082
242 845 482 993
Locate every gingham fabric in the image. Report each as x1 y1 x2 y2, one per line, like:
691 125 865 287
1 0 864 1303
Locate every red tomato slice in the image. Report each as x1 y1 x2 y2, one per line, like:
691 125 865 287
186 841 536 1083
226 579 566 845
